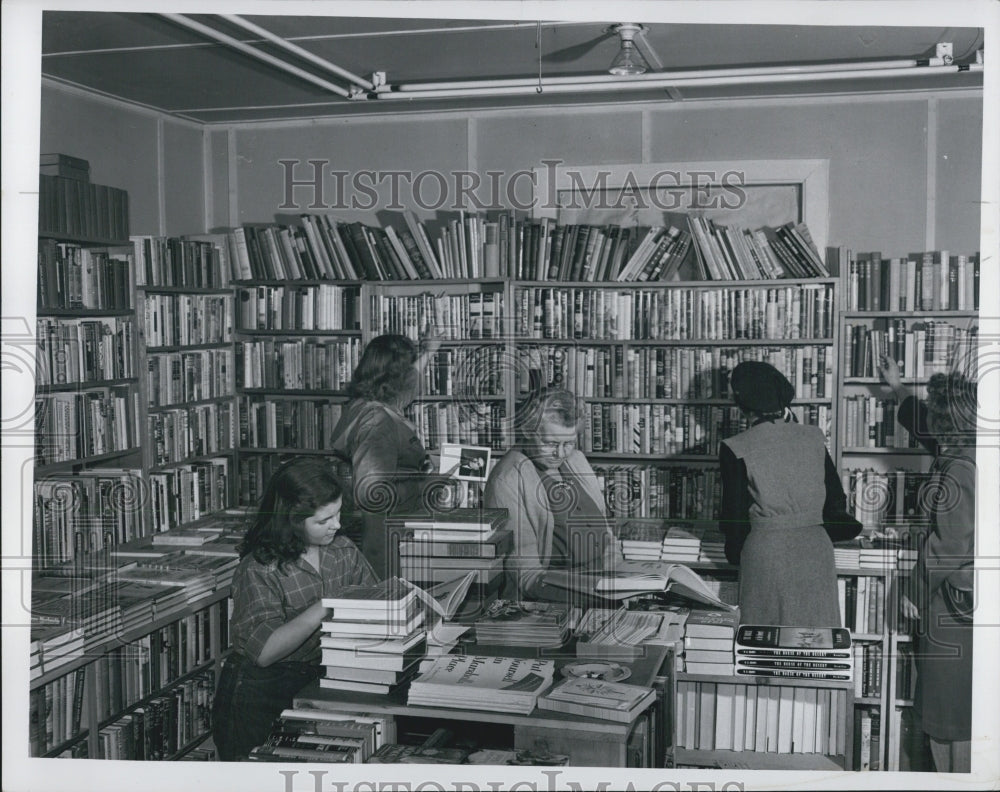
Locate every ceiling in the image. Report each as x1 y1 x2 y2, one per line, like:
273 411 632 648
40 12 985 124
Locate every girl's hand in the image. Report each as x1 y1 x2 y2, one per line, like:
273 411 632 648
877 355 903 390
899 593 919 621
419 320 445 356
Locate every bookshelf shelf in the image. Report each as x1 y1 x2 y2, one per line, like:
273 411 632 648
513 277 840 289
149 453 237 470
95 659 218 731
843 310 978 318
855 696 881 705
40 378 138 392
234 328 362 336
671 747 847 771
146 343 232 353
38 231 130 246
147 397 232 412
138 286 234 295
34 448 141 474
841 448 925 455
36 308 134 318
239 388 349 397
514 337 835 346
169 731 213 761
42 730 90 758
233 278 362 287
236 446 335 456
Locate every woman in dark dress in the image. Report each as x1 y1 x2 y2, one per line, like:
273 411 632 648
879 357 976 773
719 361 859 628
330 331 452 578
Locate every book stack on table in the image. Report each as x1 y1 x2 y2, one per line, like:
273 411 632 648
473 600 573 647
682 609 739 676
408 654 556 714
575 606 688 661
393 508 510 616
319 578 427 695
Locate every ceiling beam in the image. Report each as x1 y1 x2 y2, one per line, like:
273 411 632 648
161 13 353 99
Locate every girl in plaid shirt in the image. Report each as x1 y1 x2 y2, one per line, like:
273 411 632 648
212 459 377 760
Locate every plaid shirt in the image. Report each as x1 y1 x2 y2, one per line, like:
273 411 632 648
229 535 377 664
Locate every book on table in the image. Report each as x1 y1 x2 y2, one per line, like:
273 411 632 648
398 527 513 558
401 507 507 534
407 654 556 714
321 577 419 621
321 610 424 638
546 560 735 610
473 600 573 647
537 677 656 723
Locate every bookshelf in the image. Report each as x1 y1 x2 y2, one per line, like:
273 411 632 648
135 236 239 533
233 278 363 505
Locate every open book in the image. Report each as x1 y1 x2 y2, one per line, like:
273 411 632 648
545 560 735 611
404 571 477 622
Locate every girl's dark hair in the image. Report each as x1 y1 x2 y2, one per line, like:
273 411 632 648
239 459 344 567
925 372 978 447
346 334 418 404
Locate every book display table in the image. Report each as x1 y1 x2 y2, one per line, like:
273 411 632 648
294 643 670 767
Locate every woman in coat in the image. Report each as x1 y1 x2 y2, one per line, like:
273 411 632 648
879 358 976 772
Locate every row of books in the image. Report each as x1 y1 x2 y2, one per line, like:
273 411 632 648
595 466 722 521
840 396 922 450
843 250 980 312
132 235 231 289
369 291 506 341
512 283 835 341
833 543 919 573
33 470 147 570
249 710 391 763
141 292 234 349
146 349 234 408
854 706 882 771
37 241 134 312
35 387 141 466
576 402 828 456
38 174 130 243
843 319 978 379
28 665 86 755
517 344 832 402
422 347 508 397
842 469 935 529
407 401 508 452
236 283 361 331
675 680 851 755
96 672 213 760
239 397 343 451
688 219 829 281
236 337 362 392
35 316 136 386
853 643 884 699
148 459 232 533
148 403 235 467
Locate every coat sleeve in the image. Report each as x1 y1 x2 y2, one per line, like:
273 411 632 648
896 395 938 456
923 456 976 594
485 459 547 598
719 441 751 566
822 450 863 542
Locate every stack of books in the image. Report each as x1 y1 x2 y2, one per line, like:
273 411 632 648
473 600 573 647
319 578 426 695
538 677 656 723
658 523 706 562
30 621 84 681
575 606 687 661
248 710 386 763
735 625 854 682
408 655 556 714
682 609 739 676
114 564 216 609
858 546 898 571
833 545 862 568
394 508 509 614
617 520 671 560
149 526 224 546
698 530 729 564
